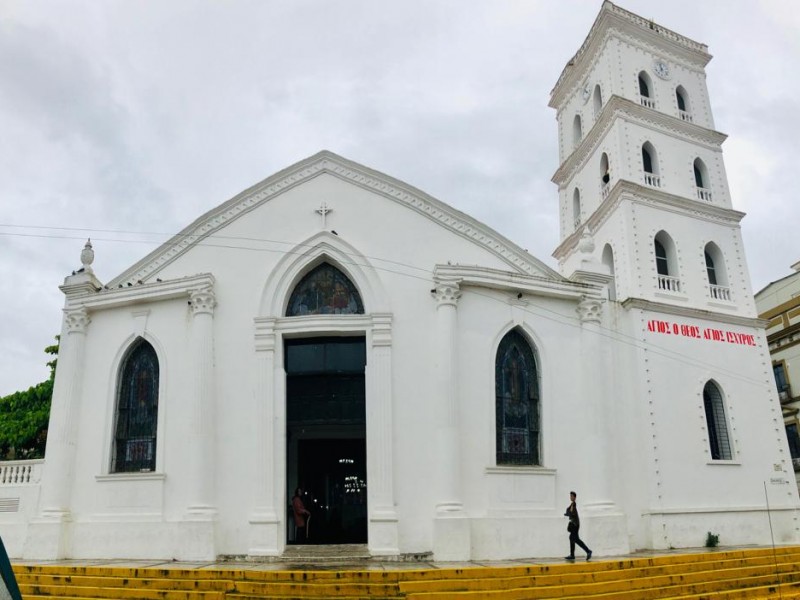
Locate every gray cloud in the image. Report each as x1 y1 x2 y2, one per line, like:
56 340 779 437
0 0 798 395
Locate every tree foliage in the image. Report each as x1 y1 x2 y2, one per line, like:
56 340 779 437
0 338 58 460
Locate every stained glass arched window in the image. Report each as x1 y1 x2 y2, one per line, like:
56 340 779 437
112 339 159 473
286 263 364 316
496 329 540 465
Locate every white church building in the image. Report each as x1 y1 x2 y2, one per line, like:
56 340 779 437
2 1 798 561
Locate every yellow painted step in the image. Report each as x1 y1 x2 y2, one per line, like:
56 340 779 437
403 570 800 600
399 556 800 595
18 582 226 600
231 580 400 596
15 573 234 592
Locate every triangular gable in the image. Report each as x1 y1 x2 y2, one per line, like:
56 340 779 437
109 150 563 287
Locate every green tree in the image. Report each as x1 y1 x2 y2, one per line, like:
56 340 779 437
0 337 58 460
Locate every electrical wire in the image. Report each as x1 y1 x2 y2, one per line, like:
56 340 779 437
0 224 776 388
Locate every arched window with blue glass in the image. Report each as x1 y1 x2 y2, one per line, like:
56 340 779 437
286 263 364 316
496 329 540 465
112 338 159 473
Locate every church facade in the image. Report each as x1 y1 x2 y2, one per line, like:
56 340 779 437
2 1 799 561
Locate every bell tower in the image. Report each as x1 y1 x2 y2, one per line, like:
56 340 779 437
550 1 753 315
549 2 800 551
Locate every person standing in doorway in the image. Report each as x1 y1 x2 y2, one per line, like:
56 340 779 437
564 491 592 561
292 487 311 542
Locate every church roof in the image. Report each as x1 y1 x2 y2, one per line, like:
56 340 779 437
108 151 563 287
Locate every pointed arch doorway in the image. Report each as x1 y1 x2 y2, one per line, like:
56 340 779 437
285 337 368 545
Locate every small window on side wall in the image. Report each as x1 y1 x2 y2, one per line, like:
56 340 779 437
703 381 732 460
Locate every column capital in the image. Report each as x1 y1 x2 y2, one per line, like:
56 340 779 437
189 286 217 316
576 295 603 324
64 307 90 334
432 280 462 307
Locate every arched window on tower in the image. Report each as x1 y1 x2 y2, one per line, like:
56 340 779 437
676 85 692 122
655 240 668 275
638 71 655 108
593 85 603 119
600 153 611 198
112 339 159 473
602 244 616 301
286 263 364 316
496 329 540 466
704 242 730 301
694 158 712 201
642 142 660 188
654 231 680 292
572 114 583 148
572 188 581 230
703 381 732 460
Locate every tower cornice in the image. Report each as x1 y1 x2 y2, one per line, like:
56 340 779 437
550 1 711 109
552 95 727 187
552 181 745 261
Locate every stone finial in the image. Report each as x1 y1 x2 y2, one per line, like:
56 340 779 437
80 239 95 274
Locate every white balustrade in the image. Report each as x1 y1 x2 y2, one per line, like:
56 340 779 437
709 284 731 301
0 460 44 485
640 96 655 109
644 173 661 188
679 110 693 123
658 275 681 293
696 187 712 202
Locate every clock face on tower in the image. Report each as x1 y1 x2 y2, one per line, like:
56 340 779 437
653 59 670 79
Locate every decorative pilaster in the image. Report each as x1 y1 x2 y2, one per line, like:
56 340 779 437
248 318 281 556
186 286 217 518
366 313 399 554
577 295 617 512
26 307 90 558
40 307 90 516
431 279 470 560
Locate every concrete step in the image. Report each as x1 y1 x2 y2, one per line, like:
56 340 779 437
12 546 800 600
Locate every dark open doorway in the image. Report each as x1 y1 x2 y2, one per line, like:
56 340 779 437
285 337 367 545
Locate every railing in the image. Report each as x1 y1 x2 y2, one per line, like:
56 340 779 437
658 275 681 293
0 460 44 485
640 96 655 109
644 173 661 188
696 187 712 202
601 181 610 199
679 110 693 123
709 284 731 301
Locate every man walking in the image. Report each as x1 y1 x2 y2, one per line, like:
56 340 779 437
564 491 592 561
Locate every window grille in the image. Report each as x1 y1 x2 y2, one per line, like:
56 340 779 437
496 330 540 465
703 382 732 460
113 339 159 473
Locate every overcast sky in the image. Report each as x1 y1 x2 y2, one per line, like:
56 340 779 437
1 0 798 396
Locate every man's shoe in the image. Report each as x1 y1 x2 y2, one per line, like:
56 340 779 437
564 555 575 561
586 550 592 561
